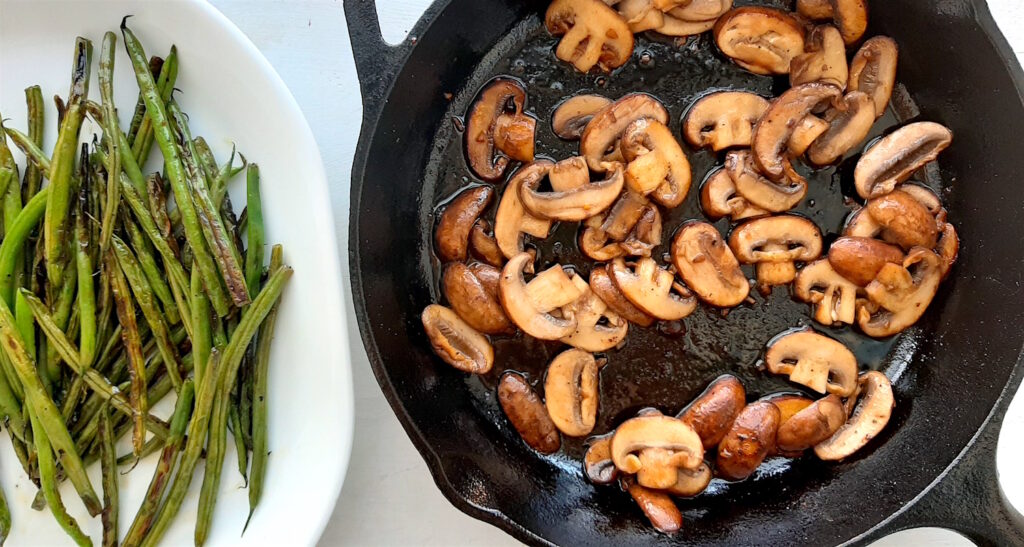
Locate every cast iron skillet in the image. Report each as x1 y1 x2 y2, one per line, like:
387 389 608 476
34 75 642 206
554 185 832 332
343 0 1024 544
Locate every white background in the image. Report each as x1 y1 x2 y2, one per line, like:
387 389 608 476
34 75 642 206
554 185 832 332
207 1 1024 545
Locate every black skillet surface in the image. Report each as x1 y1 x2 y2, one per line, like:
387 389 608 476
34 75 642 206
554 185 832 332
344 0 1024 544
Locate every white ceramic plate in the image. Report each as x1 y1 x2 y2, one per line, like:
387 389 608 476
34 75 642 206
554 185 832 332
0 0 353 544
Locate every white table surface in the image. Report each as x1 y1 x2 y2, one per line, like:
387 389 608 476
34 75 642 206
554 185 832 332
208 1 1024 545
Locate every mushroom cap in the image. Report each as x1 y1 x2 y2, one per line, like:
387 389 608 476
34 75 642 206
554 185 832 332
865 190 940 250
937 223 959 279
776 394 847 452
435 186 494 263
581 93 670 171
609 257 698 320
465 78 531 181
552 95 613 140
790 25 849 90
713 7 806 75
443 263 514 334
729 215 823 264
520 161 624 221
499 252 582 340
621 118 692 208
857 247 943 337
544 348 600 437
561 274 629 352
831 0 869 45
752 82 842 180
498 372 562 454
853 121 953 199
677 374 747 448
726 150 807 213
828 236 905 286
494 162 554 260
715 401 781 481
849 36 899 118
683 91 770 152
765 329 859 396
589 265 656 327
469 220 505 268
794 258 859 326
815 371 894 460
899 182 943 216
546 0 635 73
807 91 875 165
610 415 704 475
421 304 494 374
699 168 768 220
797 0 833 19
671 221 750 307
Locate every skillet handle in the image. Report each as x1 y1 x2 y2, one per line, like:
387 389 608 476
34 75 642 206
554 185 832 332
341 0 406 117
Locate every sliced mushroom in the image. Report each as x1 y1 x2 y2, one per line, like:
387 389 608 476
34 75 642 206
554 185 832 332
616 0 664 33
549 156 591 192
898 182 943 216
671 222 749 307
546 0 635 73
665 463 713 497
589 265 656 327
788 116 829 157
610 257 698 320
584 435 618 484
677 374 746 448
794 258 859 326
436 186 494 262
495 162 554 260
853 122 953 199
499 372 561 454
657 13 718 36
469 220 505 268
561 274 629 351
520 161 624 221
622 476 684 534
610 414 704 486
796 0 833 20
755 259 797 295
580 217 627 262
936 223 959 279
715 401 780 481
600 190 650 241
544 348 600 437
790 25 848 90
443 263 514 334
857 248 943 337
815 371 894 460
621 203 663 256
465 79 535 181
765 329 859 396
621 118 692 208
807 91 875 165
765 393 813 424
700 168 768 221
713 7 806 75
842 207 882 238
683 91 769 152
552 95 613 140
831 0 868 45
776 394 846 452
726 150 806 213
421 304 494 374
729 215 823 264
752 82 842 180
849 36 899 118
668 0 732 21
827 236 904 286
579 191 654 261
499 253 583 339
581 94 670 171
866 190 939 250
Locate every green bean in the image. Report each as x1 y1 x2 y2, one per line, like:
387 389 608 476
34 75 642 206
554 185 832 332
145 173 174 245
99 403 118 547
29 407 92 547
106 250 149 456
0 474 9 545
244 164 264 300
0 187 48 306
191 266 211 387
0 168 12 211
214 147 246 209
132 46 178 165
193 138 220 191
44 243 78 388
125 211 180 324
23 85 44 200
44 37 92 287
75 189 98 367
127 56 163 144
230 402 249 482
196 381 229 546
3 127 50 175
98 32 121 253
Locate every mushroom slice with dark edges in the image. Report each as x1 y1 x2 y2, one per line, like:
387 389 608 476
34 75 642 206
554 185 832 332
589 265 656 327
794 258 859 326
601 190 650 241
752 82 842 180
865 190 939 250
469 220 505 268
776 394 847 453
827 236 904 286
849 36 899 118
494 162 554 260
443 263 514 334
665 463 713 497
611 415 704 489
499 252 583 340
700 168 768 221
898 182 943 216
545 348 600 437
622 476 684 534
498 372 561 454
936 223 959 279
716 401 780 481
584 435 618 484
807 91 875 165
621 118 692 208
729 214 823 264
857 247 943 337
546 0 635 73
713 7 806 75
765 393 814 424
581 93 670 171
549 156 591 192
421 304 494 374
788 116 829 157
615 0 664 33
621 203 663 257
725 150 806 213
831 0 868 45
579 190 651 261
669 0 732 21
520 161 624 221
765 329 859 396
796 0 833 20
815 371 894 460
552 95 613 140
561 274 629 352
842 207 882 238
683 91 769 152
671 222 749 307
609 257 698 320
854 122 953 199
465 78 535 181
436 186 494 262
790 25 848 90
677 374 746 448
580 216 627 262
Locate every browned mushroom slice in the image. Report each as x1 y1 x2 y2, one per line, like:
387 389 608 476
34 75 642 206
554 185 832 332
765 329 859 396
495 162 554 260
865 190 940 250
581 93 670 171
443 263 514 334
857 248 943 337
498 372 561 454
898 182 943 216
621 203 663 257
725 150 806 213
700 168 768 221
807 91 875 165
853 122 953 199
729 215 823 264
677 375 746 448
752 82 842 180
469 220 504 268
520 161 624 221
421 304 494 374
790 25 848 90
589 265 656 327
584 434 618 484
831 0 868 45
621 119 692 208
794 259 858 326
579 190 653 261
546 0 635 73
842 207 882 238
616 0 664 33
788 116 829 157
611 414 704 487
849 36 899 118
716 401 780 481
936 223 959 279
562 274 629 351
796 0 833 20
580 216 627 262
465 79 534 181
669 0 732 21
545 349 600 437
765 393 814 424
776 394 847 453
610 257 698 320
713 7 806 75
755 259 797 295
657 13 718 36
827 236 904 286
602 190 650 241
815 371 894 460
683 91 769 152
671 222 749 307
499 252 583 339
435 186 494 262
552 95 613 140
622 476 684 534
665 463 713 497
